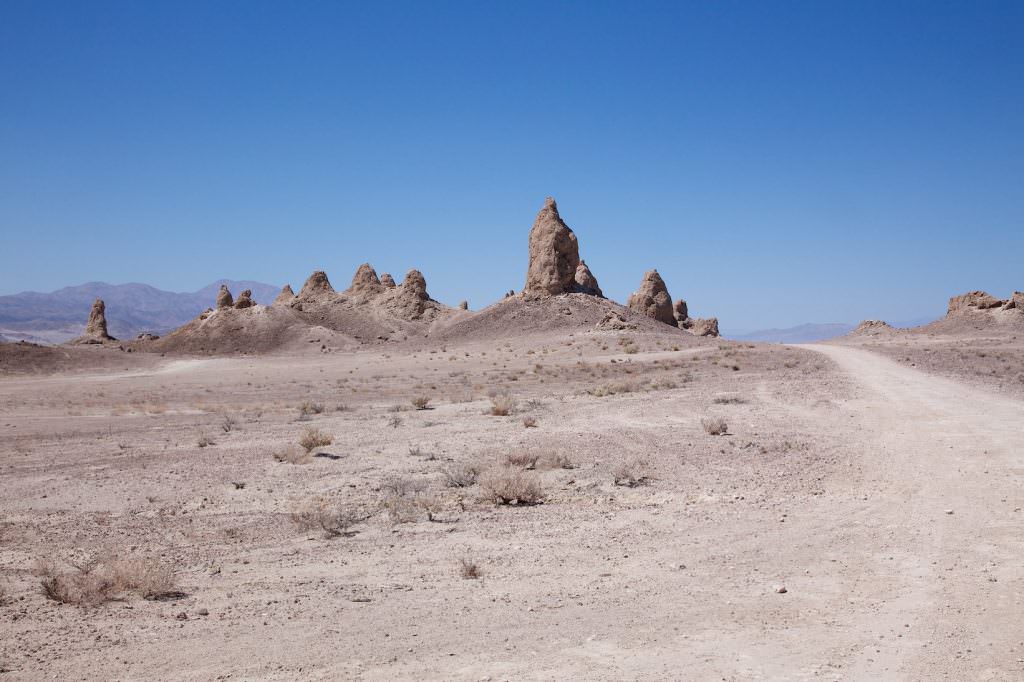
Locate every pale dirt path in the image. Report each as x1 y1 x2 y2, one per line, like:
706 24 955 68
796 344 1024 680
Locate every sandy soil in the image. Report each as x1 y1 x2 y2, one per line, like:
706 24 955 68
1 333 1023 680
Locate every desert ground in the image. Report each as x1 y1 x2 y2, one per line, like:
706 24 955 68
2 320 1023 681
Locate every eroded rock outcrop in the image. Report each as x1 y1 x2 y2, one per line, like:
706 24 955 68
380 273 396 289
574 260 603 297
948 291 1005 314
234 289 255 309
216 285 234 309
273 285 295 306
627 270 674 325
298 270 334 300
689 317 720 337
73 298 115 343
524 197 581 296
458 300 469 310
350 263 383 294
673 299 689 325
854 319 894 334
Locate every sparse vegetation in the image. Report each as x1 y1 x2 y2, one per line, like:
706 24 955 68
702 417 728 435
291 498 365 538
487 393 516 416
546 452 575 470
459 558 482 579
273 445 310 464
443 463 480 488
522 416 538 428
220 413 236 433
37 556 177 606
387 415 403 428
298 427 333 453
504 451 540 469
411 396 431 410
478 466 544 505
612 459 649 487
197 434 215 448
713 396 747 405
298 401 325 416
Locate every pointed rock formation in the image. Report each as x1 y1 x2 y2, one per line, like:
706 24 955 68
298 270 334 299
524 197 581 296
458 300 469 310
1012 292 1024 309
234 289 255 309
74 298 115 343
380 273 397 288
390 269 432 320
627 270 674 325
574 260 603 297
273 285 295 306
350 263 383 293
673 299 689 325
215 285 234 309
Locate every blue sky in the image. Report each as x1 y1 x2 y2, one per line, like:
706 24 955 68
1 1 1021 332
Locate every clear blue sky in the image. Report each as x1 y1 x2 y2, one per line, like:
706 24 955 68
1 1 1021 332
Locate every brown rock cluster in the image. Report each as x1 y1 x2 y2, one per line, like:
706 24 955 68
947 291 1005 314
233 289 255 309
624 270 719 336
273 285 295 306
574 260 602 297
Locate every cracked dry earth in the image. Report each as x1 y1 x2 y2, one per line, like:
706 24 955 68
0 337 1022 680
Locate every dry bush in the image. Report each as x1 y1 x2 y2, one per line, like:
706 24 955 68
545 452 575 470
522 416 538 428
298 427 333 453
380 476 441 523
291 498 365 538
442 463 480 488
37 556 176 606
273 445 310 465
459 558 481 579
411 396 431 410
487 393 516 416
387 415 403 428
712 396 747 405
298 401 325 416
478 466 544 506
702 417 728 435
504 451 540 469
220 414 237 433
196 434 215 448
587 382 638 397
612 459 649 487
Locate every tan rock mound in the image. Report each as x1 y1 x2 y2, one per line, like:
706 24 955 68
215 285 233 309
273 285 295 306
574 260 603 297
627 270 674 325
1003 291 1023 310
596 311 636 330
234 289 255 309
298 270 334 300
947 291 1005 314
380 273 397 288
524 197 581 296
853 320 894 335
388 269 432 320
689 317 720 337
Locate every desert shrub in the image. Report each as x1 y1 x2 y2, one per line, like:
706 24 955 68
478 467 544 505
712 396 747 405
298 401 325 416
220 414 236 433
459 558 481 579
380 476 441 523
612 459 648 487
273 446 309 465
298 427 333 453
387 415 403 428
411 396 431 410
587 382 638 397
545 452 575 470
442 463 480 488
487 393 516 416
291 498 365 538
37 556 176 606
702 417 728 435
504 451 540 469
522 416 537 428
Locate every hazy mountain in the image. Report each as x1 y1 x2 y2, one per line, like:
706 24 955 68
727 316 942 343
726 323 856 343
0 280 279 344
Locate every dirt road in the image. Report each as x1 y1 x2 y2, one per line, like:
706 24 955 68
793 344 1024 680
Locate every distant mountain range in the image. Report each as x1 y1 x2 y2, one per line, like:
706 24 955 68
727 317 940 343
0 280 279 344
